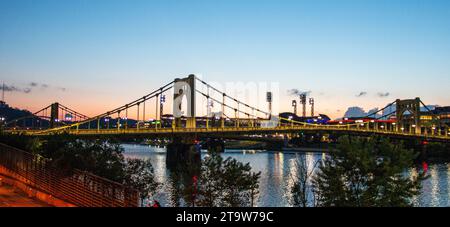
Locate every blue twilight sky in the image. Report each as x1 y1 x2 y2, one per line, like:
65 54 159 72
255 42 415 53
1 0 450 119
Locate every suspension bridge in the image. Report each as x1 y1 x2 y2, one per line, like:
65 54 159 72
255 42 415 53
2 74 450 143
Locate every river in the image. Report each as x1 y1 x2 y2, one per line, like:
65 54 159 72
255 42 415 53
122 144 450 207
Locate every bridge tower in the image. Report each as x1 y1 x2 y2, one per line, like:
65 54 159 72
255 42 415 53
396 98 421 134
173 74 196 128
50 102 59 128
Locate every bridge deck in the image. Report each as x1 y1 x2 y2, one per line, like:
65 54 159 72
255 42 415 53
7 125 450 142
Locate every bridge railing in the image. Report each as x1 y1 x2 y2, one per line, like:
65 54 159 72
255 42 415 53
0 143 139 207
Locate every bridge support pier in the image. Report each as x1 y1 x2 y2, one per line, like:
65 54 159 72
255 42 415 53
166 137 201 170
205 139 225 153
50 102 59 128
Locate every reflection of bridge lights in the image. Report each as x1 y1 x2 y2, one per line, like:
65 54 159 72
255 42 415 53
380 125 385 129
401 127 405 131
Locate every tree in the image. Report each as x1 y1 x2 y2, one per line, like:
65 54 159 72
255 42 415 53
312 136 424 207
40 135 126 182
290 154 320 207
196 152 261 207
123 158 159 204
196 153 223 207
220 157 260 207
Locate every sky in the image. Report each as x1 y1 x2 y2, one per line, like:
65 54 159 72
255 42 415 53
1 0 450 119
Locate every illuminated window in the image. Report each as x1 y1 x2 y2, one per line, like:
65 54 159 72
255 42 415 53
440 114 450 119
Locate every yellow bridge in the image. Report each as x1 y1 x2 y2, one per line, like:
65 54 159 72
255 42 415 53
5 119 450 143
3 74 450 143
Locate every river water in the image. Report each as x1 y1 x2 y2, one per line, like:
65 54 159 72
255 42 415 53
122 144 450 207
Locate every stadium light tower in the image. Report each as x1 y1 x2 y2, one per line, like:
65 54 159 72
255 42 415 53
292 100 297 115
300 94 306 117
309 97 315 117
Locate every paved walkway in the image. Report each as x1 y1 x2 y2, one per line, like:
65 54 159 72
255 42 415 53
0 184 49 207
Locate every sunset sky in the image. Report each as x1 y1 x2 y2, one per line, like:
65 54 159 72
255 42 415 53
1 0 450 119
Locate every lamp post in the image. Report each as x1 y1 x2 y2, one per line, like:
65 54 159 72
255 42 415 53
0 116 5 131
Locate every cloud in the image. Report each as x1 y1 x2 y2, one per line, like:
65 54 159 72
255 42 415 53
287 88 311 97
0 84 32 93
377 92 390 97
343 106 382 118
367 108 381 117
356 91 367 97
0 82 66 94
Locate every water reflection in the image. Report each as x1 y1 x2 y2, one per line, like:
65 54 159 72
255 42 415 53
122 144 450 207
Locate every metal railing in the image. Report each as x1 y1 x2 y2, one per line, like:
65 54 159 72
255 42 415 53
0 143 139 207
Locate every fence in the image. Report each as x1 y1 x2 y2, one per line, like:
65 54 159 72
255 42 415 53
0 143 139 207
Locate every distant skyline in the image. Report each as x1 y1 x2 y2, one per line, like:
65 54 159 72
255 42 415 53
1 0 450 119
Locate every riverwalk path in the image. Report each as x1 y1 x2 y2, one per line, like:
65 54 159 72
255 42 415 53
0 184 49 207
